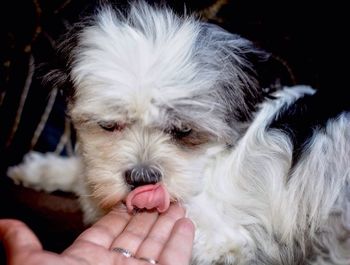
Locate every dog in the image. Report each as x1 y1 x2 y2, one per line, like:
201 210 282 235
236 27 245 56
7 2 350 264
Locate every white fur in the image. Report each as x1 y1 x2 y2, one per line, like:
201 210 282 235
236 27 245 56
8 3 350 264
7 152 82 193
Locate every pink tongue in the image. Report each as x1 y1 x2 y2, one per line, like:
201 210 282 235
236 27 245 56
126 184 170 213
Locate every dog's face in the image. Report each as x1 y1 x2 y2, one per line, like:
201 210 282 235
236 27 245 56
54 3 261 212
71 100 222 211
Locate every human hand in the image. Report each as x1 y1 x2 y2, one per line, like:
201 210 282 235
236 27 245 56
0 204 195 265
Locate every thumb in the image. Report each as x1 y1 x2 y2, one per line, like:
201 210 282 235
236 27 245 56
0 219 42 263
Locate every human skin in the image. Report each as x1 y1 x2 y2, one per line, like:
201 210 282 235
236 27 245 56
0 204 195 265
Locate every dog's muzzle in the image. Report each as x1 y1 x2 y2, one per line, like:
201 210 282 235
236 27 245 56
124 166 170 213
124 165 162 188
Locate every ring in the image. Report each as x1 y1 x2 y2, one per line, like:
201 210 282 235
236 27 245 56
111 247 134 258
138 257 159 264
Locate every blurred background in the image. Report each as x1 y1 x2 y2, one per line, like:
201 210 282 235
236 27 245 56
0 0 345 263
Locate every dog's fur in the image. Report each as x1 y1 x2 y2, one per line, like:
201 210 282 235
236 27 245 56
8 2 350 264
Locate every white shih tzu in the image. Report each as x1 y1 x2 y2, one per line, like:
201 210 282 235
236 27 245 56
7 2 350 264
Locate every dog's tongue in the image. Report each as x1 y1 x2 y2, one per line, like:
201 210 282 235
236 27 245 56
126 184 170 213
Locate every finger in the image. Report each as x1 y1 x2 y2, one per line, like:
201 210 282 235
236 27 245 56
109 210 158 257
135 204 185 261
68 206 132 249
158 218 195 265
112 254 156 265
0 219 42 261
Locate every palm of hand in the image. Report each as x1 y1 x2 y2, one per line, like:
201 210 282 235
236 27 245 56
0 204 194 265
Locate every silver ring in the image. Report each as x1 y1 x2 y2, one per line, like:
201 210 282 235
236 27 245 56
138 257 159 264
111 247 134 258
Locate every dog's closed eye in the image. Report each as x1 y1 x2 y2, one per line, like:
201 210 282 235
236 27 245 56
170 126 192 139
98 121 125 132
166 126 211 147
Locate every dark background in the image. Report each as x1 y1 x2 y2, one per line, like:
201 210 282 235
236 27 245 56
0 0 346 264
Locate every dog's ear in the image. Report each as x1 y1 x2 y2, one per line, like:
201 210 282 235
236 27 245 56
197 22 269 123
41 20 84 106
39 0 101 107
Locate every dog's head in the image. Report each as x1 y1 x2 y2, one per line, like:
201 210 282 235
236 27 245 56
48 2 264 212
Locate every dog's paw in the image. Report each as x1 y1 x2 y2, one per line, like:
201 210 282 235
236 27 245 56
7 151 81 193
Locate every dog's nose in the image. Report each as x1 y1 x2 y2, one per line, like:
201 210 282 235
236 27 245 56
124 165 162 188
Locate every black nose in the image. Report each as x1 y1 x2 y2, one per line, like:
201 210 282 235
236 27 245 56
124 165 162 188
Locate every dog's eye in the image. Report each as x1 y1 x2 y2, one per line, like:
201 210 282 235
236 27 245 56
98 121 124 132
171 126 192 139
